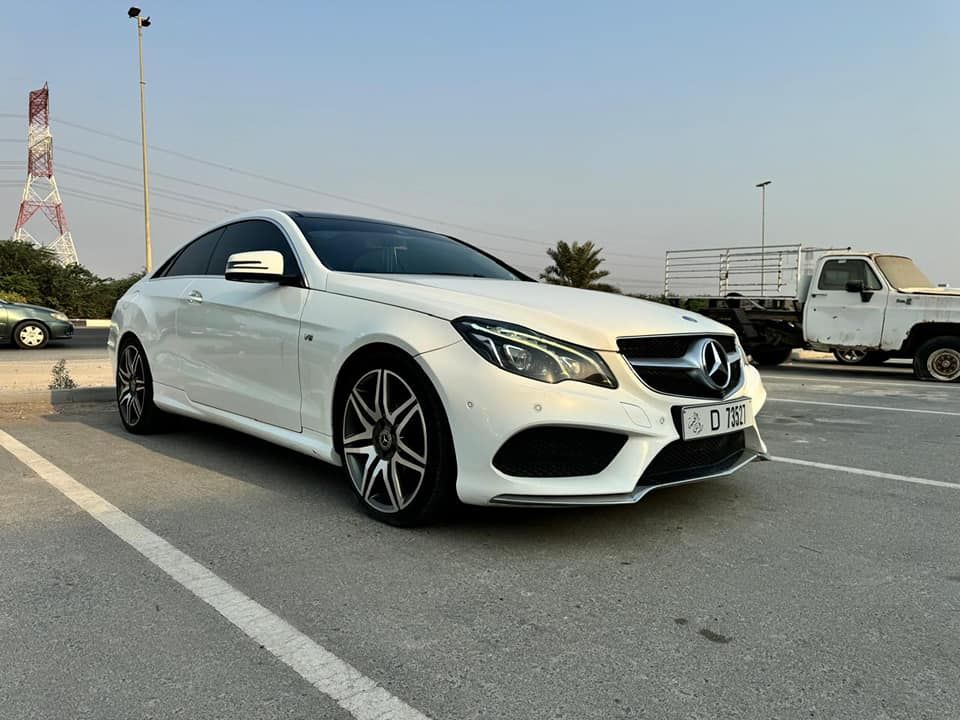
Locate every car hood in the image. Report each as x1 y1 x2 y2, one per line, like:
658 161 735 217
324 274 735 350
900 287 960 297
10 302 59 315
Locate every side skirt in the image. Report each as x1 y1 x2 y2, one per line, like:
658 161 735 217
152 382 342 467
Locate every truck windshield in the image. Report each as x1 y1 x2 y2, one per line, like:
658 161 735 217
874 256 933 290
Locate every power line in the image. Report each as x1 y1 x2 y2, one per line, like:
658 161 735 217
3 112 666 262
56 166 244 214
61 187 216 224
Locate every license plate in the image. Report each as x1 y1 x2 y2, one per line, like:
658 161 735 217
681 398 752 440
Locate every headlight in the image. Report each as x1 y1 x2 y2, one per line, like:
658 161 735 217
452 317 617 388
50 312 68 321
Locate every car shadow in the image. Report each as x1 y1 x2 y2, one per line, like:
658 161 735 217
771 361 916 380
45 404 748 545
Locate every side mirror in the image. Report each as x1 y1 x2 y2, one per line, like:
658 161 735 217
845 280 874 303
225 250 284 283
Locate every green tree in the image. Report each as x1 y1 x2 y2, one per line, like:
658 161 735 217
540 240 620 293
0 240 144 318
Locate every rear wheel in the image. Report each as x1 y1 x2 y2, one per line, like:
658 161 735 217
337 352 456 526
914 336 960 383
13 321 49 349
116 339 164 433
750 346 793 366
832 349 889 365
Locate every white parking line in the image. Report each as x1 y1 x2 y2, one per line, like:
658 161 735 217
772 456 960 491
0 429 430 720
766 398 960 417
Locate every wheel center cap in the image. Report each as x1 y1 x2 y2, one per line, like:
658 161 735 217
373 421 396 457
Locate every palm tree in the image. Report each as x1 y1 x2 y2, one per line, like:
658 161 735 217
540 240 620 293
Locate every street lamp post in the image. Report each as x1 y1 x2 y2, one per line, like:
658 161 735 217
755 180 771 296
128 7 153 272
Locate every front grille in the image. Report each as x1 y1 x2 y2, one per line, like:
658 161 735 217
493 427 628 478
641 431 746 485
618 334 736 359
618 334 742 399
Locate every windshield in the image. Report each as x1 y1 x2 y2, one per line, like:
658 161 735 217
290 216 524 280
875 256 933 290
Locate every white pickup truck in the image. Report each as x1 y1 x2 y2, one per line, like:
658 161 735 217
664 245 960 382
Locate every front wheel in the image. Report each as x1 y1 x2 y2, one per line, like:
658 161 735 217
338 354 455 526
914 337 960 383
13 321 49 349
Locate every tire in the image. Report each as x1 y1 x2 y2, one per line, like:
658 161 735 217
832 348 868 365
336 351 456 526
13 320 49 349
913 336 960 383
750 346 793 366
832 349 890 365
116 338 164 434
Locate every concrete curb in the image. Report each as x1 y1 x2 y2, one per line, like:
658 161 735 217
69 319 112 328
0 386 114 405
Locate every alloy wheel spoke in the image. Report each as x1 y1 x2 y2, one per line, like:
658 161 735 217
393 451 425 477
396 438 426 466
350 370 382 424
385 394 415 425
365 459 388 503
377 459 400 510
378 371 392 422
386 459 407 509
344 394 375 443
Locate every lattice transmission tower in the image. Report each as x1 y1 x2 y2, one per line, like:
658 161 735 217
11 83 78 265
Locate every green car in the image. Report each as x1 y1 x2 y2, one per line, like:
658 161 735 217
0 299 74 349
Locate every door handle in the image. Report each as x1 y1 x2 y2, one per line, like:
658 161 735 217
809 292 826 298
185 290 204 304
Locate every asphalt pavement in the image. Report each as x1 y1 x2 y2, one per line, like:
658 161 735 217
0 327 108 362
1 362 958 719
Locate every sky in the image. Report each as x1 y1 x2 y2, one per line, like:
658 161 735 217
1 1 957 292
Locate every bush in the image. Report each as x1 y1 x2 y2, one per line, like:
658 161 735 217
49 359 78 390
0 240 143 318
0 290 30 304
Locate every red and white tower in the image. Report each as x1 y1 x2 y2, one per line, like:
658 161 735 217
12 83 78 265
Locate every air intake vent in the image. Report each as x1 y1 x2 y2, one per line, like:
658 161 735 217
493 427 628 478
641 431 747 485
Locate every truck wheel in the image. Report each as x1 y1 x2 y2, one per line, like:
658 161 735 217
914 337 960 383
750 346 793 366
832 349 890 366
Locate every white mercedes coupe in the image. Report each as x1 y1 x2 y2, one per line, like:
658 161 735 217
110 210 768 525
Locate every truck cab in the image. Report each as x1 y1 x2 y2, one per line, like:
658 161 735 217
664 245 960 382
802 253 960 380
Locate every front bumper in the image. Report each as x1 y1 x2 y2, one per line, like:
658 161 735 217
415 340 768 507
48 320 74 340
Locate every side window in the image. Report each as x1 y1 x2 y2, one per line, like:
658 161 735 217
162 229 224 277
818 259 883 291
206 220 298 276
